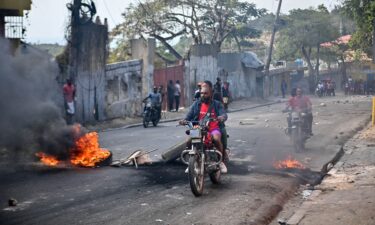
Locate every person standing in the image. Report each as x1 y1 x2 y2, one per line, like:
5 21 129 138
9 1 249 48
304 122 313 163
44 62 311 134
194 82 202 101
222 82 230 110
174 80 181 112
281 79 288 98
214 77 222 101
158 85 165 116
167 80 175 112
63 78 76 125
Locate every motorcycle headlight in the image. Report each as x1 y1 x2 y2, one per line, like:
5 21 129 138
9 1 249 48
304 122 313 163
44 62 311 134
146 102 152 108
292 112 299 119
189 129 202 138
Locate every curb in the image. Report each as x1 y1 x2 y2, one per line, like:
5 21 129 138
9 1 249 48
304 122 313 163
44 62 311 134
100 117 183 133
285 116 371 225
228 99 286 113
101 100 286 133
320 116 371 174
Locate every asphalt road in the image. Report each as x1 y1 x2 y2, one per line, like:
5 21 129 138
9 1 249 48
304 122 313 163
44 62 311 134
0 94 371 225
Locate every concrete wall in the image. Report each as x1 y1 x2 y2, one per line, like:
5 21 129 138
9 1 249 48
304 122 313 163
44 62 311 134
105 60 143 119
218 53 258 99
185 44 259 104
74 22 107 122
131 38 155 99
185 44 219 104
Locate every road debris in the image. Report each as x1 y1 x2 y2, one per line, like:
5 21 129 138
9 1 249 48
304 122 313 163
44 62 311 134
8 198 17 207
302 190 313 199
239 121 255 125
110 149 156 168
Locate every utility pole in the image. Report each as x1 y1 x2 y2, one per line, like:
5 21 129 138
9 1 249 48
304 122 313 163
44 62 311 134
264 0 282 97
69 0 81 81
373 18 375 63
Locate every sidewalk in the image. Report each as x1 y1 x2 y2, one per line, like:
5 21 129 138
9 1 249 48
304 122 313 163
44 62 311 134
285 124 375 225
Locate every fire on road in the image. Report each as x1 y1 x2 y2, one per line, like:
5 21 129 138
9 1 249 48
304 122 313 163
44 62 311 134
0 95 371 225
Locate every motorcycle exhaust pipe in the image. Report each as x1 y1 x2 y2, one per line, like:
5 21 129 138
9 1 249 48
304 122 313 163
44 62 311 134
206 150 223 166
180 150 190 165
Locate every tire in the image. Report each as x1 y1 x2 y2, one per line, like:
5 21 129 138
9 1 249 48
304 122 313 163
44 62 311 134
209 170 221 184
152 116 159 127
291 127 301 153
188 153 204 197
143 112 150 128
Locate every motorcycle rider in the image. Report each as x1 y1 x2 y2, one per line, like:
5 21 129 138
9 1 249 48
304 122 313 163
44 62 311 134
180 81 228 173
285 87 313 136
143 86 162 119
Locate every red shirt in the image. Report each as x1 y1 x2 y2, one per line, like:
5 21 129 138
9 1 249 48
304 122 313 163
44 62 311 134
198 103 220 132
63 84 75 102
288 96 311 111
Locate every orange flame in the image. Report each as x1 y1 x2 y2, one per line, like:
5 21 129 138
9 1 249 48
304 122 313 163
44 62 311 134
70 132 110 167
273 155 305 169
35 152 60 166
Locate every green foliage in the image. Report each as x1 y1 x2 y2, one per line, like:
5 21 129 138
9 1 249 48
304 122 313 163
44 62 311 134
275 7 340 63
110 0 266 62
343 0 375 57
32 43 65 57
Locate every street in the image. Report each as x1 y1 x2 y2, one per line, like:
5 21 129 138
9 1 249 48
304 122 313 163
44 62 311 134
0 94 371 225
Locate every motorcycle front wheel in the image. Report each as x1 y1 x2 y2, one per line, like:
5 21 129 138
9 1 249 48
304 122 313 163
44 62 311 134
188 153 205 197
143 112 150 128
292 126 303 152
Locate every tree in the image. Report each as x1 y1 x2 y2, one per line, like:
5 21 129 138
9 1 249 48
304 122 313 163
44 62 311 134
275 6 340 91
110 0 266 62
343 0 375 58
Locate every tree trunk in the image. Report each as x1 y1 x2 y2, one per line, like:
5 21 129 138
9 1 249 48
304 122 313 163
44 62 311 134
152 34 182 60
340 54 347 87
233 34 242 52
301 46 315 93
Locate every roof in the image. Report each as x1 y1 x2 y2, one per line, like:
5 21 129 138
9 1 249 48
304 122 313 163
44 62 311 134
241 52 264 70
0 0 31 16
321 35 352 48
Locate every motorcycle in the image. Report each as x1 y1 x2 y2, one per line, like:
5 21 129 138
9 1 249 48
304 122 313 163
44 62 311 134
315 86 323 97
180 119 224 197
142 100 160 128
284 110 309 152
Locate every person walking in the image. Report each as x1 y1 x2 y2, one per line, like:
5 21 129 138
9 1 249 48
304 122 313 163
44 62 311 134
63 78 76 125
167 80 175 112
281 79 288 98
174 80 181 112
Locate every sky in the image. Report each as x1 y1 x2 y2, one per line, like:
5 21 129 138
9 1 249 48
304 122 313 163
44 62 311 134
25 0 339 44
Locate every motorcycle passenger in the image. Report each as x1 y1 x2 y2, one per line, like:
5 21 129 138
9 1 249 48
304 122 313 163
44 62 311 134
143 86 162 119
285 88 313 136
180 81 228 173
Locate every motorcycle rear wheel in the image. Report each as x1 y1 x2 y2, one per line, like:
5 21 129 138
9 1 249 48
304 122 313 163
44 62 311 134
152 118 159 127
209 169 221 184
188 153 205 197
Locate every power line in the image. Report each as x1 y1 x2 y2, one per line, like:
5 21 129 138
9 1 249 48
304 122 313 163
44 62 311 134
101 0 117 25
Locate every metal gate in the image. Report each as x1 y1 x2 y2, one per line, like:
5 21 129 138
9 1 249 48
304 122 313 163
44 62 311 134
154 64 185 110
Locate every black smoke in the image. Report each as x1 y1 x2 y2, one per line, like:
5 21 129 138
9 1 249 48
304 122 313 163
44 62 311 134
0 39 76 163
